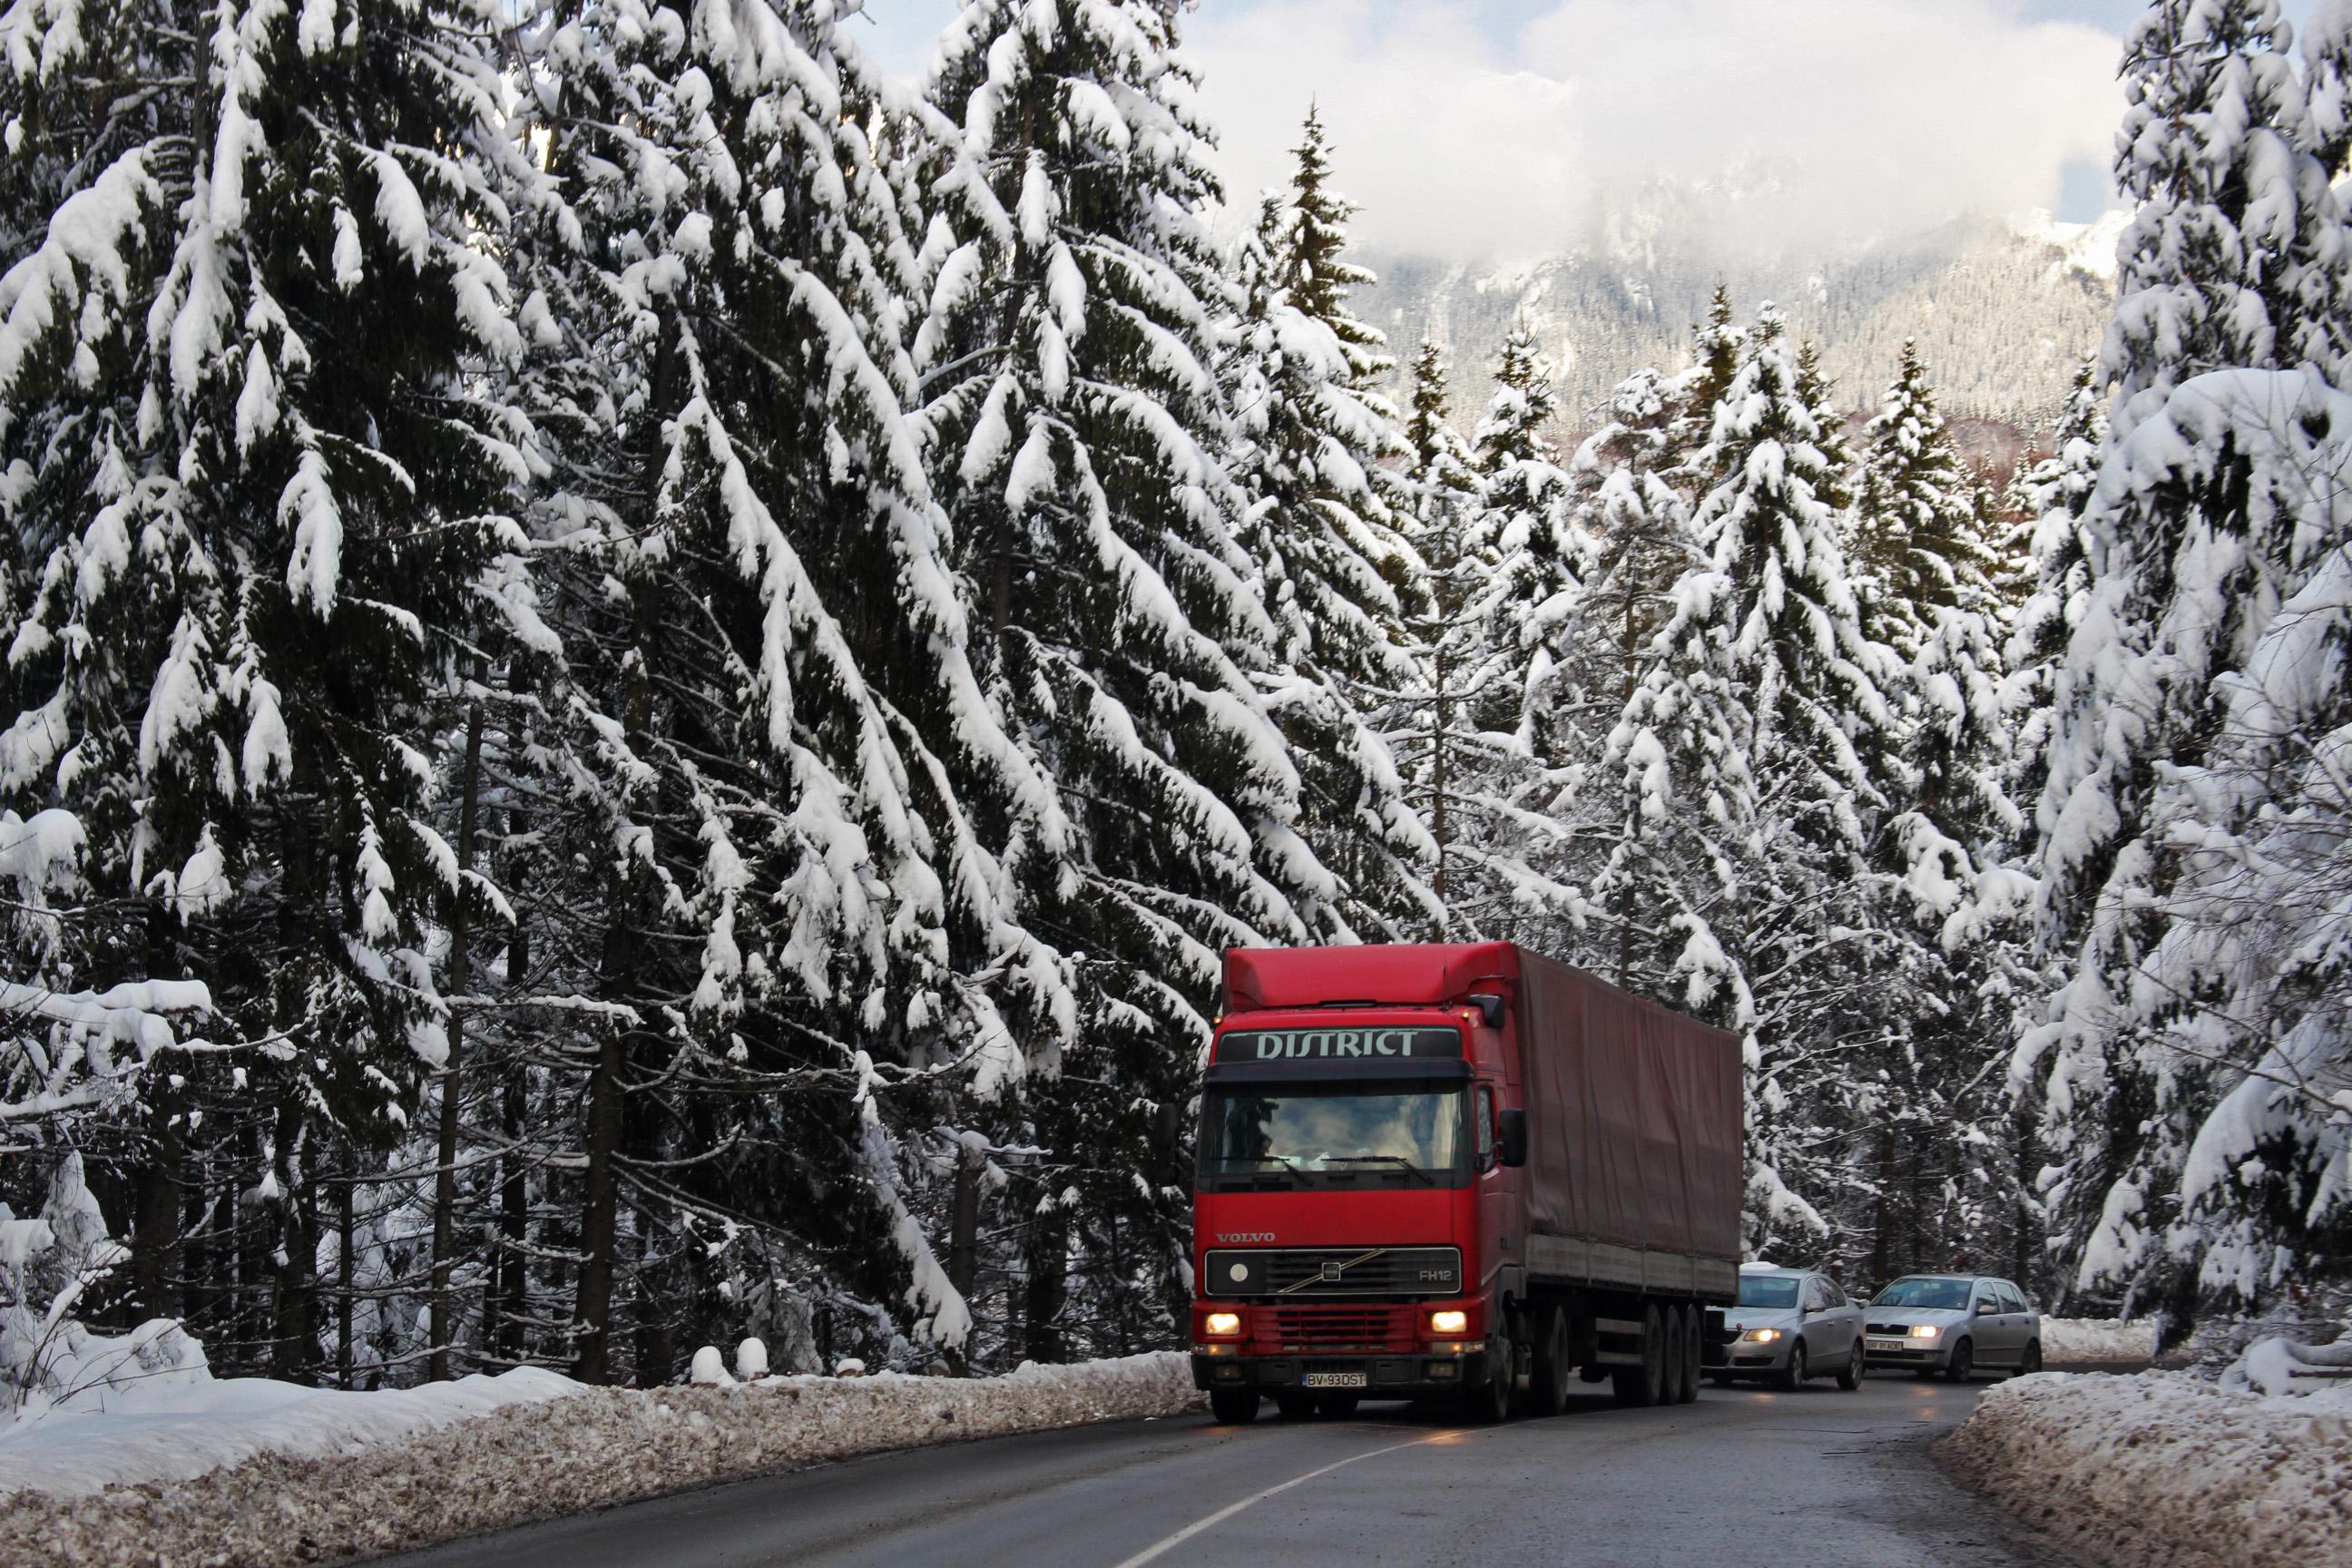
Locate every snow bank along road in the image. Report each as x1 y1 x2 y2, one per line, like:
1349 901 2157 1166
377 1374 2059 1568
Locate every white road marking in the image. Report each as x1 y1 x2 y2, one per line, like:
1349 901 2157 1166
1106 1430 1469 1568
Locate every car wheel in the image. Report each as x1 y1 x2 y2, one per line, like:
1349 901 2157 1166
1209 1389 1259 1425
1777 1338 1808 1391
1316 1393 1360 1417
1274 1391 1316 1419
2016 1340 2043 1377
1944 1339 1974 1383
1837 1339 1864 1391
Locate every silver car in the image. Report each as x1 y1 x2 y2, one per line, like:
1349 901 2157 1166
1861 1274 2043 1381
1711 1264 1867 1390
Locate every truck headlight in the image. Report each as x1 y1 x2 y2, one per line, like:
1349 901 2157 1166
1427 1309 1469 1335
1909 1324 1941 1340
1739 1328 1782 1343
1203 1312 1242 1338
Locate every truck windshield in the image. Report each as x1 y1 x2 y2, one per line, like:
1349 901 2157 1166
1198 1083 1467 1190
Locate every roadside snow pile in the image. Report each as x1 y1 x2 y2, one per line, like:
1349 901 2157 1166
1 1351 1200 1567
2039 1317 2159 1363
0 1364 585 1497
1944 1344 2352 1568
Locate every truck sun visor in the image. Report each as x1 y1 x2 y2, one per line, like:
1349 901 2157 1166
1211 1025 1464 1063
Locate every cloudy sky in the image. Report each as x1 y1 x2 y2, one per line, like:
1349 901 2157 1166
851 1 2327 261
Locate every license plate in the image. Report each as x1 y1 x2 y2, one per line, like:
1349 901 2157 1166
1302 1371 1367 1388
1867 1338 1908 1352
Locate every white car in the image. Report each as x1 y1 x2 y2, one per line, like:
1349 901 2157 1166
1711 1264 1867 1390
1861 1274 2043 1381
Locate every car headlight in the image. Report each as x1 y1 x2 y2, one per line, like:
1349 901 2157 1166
1739 1327 1782 1343
1203 1312 1242 1338
1427 1309 1470 1335
1909 1324 1941 1340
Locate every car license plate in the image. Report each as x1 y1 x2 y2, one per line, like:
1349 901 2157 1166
1302 1371 1367 1388
1867 1338 1908 1352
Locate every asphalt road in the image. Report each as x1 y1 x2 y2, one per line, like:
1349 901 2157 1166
375 1371 2069 1568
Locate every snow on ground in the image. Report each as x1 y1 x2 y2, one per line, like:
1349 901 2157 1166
2038 1316 2159 1363
1 1352 1201 1567
0 1364 585 1498
1943 1353 2352 1568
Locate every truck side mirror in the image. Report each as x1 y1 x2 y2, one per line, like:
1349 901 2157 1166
1468 993 1505 1028
1497 1108 1528 1168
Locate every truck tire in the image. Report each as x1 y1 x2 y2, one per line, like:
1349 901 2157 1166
1209 1389 1259 1425
1677 1304 1701 1403
1531 1305 1572 1416
1466 1334 1514 1424
1660 1303 1688 1406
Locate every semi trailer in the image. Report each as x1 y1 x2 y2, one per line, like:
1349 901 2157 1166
1188 941 1743 1423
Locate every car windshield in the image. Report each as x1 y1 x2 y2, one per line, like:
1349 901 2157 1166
1199 1083 1466 1190
1737 1276 1801 1308
1873 1278 1972 1309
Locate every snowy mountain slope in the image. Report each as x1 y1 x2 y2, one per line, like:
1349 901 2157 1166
1359 211 2119 434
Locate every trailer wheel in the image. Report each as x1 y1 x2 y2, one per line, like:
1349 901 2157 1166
1614 1303 1664 1407
1677 1305 1701 1403
1209 1389 1260 1425
1660 1303 1688 1406
1530 1305 1572 1417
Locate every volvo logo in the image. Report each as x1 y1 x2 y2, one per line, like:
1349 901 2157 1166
1216 1231 1277 1243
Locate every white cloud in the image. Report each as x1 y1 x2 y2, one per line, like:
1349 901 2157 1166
1187 0 2126 261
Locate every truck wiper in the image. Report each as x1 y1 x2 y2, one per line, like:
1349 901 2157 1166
1322 1154 1436 1186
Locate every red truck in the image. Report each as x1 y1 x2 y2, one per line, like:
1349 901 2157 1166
1189 941 1743 1423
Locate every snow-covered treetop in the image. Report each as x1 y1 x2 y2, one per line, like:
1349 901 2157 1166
2105 0 2351 441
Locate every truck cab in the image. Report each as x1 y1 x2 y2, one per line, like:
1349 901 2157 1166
1189 942 1740 1425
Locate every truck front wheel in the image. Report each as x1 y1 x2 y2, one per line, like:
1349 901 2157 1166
1209 1389 1260 1425
1465 1336 1514 1424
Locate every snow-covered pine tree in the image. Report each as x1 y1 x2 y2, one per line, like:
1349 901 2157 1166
1220 121 1436 939
1794 339 1858 511
917 0 1325 1357
1453 324 1594 944
488 0 1060 1381
2025 0 2352 1323
1853 339 2004 660
1570 368 1739 1000
2004 356 2109 833
1 0 539 1374
1393 339 1485 928
1683 302 1912 1259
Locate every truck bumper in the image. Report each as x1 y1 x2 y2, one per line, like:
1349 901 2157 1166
1190 1349 1494 1397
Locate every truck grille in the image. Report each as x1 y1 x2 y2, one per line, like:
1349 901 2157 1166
1200 1247 1462 1298
1265 1304 1419 1351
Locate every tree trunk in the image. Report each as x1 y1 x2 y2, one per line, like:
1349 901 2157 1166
1022 1209 1068 1365
429 696 487 1381
573 1015 625 1385
337 1168 355 1388
131 1086 183 1324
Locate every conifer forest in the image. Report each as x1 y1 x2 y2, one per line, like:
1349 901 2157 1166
3 0 2348 1397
